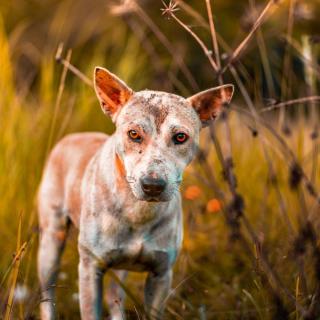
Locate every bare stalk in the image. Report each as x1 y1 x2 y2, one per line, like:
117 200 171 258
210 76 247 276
279 0 296 130
205 0 222 83
229 65 295 234
166 10 219 73
133 2 200 90
46 47 72 157
55 43 92 88
222 0 279 73
284 35 320 80
124 17 188 94
235 107 320 202
249 0 276 98
261 96 320 113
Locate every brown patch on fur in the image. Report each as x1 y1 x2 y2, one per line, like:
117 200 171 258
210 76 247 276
54 230 67 242
150 105 169 133
115 153 129 192
115 153 126 178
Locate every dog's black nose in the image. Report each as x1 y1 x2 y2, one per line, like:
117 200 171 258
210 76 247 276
140 177 167 197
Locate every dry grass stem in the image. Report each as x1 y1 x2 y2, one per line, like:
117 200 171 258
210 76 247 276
261 96 320 113
162 1 219 73
222 0 279 73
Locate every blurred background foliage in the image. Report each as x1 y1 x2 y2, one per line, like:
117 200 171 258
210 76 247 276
0 0 320 319
1 0 319 96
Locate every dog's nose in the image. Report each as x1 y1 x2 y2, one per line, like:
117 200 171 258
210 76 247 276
140 177 167 197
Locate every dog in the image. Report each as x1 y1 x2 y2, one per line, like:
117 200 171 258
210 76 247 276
37 66 234 320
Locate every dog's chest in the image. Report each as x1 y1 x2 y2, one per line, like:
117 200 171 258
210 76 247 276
104 232 177 273
82 206 180 272
121 201 159 225
85 225 176 272
80 188 182 272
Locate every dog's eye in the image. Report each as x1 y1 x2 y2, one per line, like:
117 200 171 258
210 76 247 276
128 130 142 142
173 132 189 145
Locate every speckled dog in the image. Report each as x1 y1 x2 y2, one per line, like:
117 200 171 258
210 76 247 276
37 67 234 320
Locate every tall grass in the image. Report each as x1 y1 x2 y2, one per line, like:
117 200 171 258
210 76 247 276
0 0 320 319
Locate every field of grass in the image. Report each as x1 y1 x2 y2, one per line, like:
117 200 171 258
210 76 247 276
0 1 320 319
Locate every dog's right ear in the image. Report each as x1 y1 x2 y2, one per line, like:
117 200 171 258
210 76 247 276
94 67 134 120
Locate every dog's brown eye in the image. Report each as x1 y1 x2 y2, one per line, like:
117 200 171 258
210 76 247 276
128 130 142 142
173 132 188 145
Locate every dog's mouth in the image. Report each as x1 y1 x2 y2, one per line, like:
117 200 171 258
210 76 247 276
133 191 173 203
144 196 167 202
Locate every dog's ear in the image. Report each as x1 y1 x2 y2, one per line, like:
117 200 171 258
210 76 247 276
94 67 134 120
188 84 234 127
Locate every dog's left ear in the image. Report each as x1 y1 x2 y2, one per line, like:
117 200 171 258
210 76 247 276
188 84 234 127
94 67 134 120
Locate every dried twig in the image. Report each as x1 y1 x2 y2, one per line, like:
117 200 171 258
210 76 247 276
279 0 296 130
162 1 219 73
221 0 279 74
4 215 27 320
133 2 200 90
261 96 320 113
55 43 92 88
205 0 221 79
45 46 72 157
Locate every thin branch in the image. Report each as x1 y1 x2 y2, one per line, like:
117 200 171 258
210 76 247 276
279 0 296 129
162 1 219 73
222 0 279 73
133 2 200 90
55 43 92 88
261 96 320 113
46 47 73 157
205 0 221 71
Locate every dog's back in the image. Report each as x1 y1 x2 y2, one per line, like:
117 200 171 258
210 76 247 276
38 132 107 229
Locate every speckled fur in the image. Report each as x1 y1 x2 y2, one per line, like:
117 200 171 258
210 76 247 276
37 67 233 320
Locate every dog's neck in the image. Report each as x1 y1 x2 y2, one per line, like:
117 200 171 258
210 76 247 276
98 136 128 194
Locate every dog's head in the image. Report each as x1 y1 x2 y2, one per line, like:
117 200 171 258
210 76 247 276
94 67 234 202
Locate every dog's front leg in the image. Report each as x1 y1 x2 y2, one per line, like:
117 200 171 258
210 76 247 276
78 248 104 320
144 269 172 319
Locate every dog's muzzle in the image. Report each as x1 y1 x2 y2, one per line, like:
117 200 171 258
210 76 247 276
140 176 167 197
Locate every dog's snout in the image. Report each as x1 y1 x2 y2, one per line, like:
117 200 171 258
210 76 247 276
140 177 167 197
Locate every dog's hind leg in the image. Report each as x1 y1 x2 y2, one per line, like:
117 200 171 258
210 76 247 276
105 270 127 320
37 203 70 320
